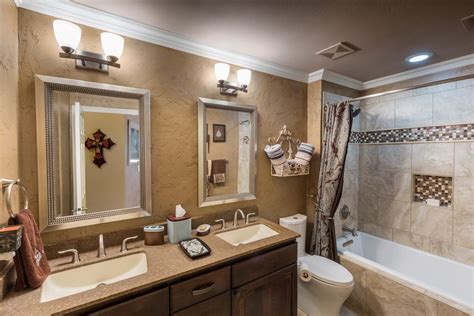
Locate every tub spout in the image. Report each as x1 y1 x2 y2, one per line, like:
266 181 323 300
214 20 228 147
342 225 358 237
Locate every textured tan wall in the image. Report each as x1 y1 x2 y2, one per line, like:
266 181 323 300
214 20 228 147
0 0 19 225
17 9 308 243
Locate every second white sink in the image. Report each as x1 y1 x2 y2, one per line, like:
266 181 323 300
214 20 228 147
41 252 147 302
216 224 279 246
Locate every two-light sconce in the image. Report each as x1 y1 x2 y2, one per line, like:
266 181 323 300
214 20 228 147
53 20 124 73
215 63 252 96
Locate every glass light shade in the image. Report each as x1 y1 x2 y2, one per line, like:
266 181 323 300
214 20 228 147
101 32 124 61
237 69 252 87
53 20 81 52
405 52 433 63
215 63 230 82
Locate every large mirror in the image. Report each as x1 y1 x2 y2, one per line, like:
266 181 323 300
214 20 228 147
35 75 151 231
198 98 257 207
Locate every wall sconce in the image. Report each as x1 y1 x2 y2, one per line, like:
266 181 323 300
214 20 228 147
215 63 252 95
53 20 124 73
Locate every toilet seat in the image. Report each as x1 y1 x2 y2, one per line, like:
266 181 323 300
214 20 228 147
299 255 353 287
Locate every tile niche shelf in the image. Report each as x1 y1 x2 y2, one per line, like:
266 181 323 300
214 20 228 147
267 125 310 177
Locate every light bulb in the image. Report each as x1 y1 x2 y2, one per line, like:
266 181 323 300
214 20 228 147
53 20 81 54
101 32 124 62
215 63 230 83
237 69 252 87
405 52 433 63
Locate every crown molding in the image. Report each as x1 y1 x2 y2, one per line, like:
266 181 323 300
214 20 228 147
16 1 473 89
362 54 474 90
15 0 308 83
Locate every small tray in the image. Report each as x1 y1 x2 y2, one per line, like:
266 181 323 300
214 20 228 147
179 238 212 259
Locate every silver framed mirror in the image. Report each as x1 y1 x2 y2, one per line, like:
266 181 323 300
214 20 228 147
198 98 257 207
35 75 152 232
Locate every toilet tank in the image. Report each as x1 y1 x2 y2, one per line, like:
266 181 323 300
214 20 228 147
280 214 307 258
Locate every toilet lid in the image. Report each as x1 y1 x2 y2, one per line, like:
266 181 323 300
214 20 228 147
299 255 353 286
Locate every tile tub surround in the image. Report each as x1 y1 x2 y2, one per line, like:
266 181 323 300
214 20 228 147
16 9 308 242
345 79 474 266
0 218 299 315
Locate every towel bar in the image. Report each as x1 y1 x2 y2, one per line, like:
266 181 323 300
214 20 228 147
1 179 29 218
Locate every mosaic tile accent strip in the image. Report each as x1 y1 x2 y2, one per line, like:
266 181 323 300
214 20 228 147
413 174 452 207
350 123 474 144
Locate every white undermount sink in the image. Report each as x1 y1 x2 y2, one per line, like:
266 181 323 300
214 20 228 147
216 224 279 246
40 252 147 302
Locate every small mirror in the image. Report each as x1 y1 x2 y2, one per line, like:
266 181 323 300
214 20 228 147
35 75 152 231
198 98 257 207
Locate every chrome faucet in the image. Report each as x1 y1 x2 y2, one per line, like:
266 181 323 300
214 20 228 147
233 209 245 227
57 249 81 264
342 225 358 237
97 234 107 258
121 236 138 253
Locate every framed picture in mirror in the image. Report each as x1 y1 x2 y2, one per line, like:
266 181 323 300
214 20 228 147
213 124 226 142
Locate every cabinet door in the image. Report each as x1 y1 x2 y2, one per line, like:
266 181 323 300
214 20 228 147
232 264 297 316
88 287 169 316
172 291 231 316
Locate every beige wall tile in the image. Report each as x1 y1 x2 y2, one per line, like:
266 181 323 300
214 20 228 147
412 143 454 177
360 221 392 240
378 144 411 172
414 82 456 96
429 239 474 266
359 144 378 171
360 100 395 131
358 194 378 222
366 270 438 316
453 210 474 249
395 94 433 128
392 229 430 252
379 89 414 102
377 199 410 230
454 143 474 177
436 302 469 316
345 144 359 171
411 203 453 242
340 257 368 316
455 78 474 89
360 170 395 198
394 172 412 202
343 170 359 197
433 87 474 125
453 177 474 213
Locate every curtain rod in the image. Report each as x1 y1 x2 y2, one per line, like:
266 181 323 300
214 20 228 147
346 74 474 103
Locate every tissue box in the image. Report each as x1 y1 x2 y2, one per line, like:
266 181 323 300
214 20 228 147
0 225 23 254
167 215 192 244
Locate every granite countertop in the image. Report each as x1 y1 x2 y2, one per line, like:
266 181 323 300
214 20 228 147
0 218 299 315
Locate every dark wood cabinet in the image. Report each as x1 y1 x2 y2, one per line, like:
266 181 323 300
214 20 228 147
76 242 296 316
232 264 297 316
88 287 168 316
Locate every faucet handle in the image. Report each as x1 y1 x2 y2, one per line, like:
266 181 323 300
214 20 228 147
215 219 225 230
121 236 139 252
97 234 107 258
58 249 81 264
245 213 256 224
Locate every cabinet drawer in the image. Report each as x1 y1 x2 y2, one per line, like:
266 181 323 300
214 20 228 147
170 266 231 312
232 243 297 287
88 287 168 316
172 291 231 316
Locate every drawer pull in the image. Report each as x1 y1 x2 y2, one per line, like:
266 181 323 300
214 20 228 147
191 282 215 296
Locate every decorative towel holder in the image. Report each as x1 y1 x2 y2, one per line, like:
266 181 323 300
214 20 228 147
267 125 310 177
1 178 29 218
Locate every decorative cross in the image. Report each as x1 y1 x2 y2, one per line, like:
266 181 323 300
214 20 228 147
85 129 116 168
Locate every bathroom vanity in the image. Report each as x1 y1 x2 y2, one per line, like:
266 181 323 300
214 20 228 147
0 219 299 315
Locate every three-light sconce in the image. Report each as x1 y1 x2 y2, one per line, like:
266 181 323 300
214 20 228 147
215 63 252 95
53 20 124 73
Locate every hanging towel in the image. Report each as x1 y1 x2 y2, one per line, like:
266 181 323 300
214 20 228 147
210 159 226 184
294 142 315 166
8 210 50 290
264 144 288 174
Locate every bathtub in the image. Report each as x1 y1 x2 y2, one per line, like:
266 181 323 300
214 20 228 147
337 232 474 313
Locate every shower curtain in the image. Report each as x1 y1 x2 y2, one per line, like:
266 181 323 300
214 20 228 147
309 101 353 263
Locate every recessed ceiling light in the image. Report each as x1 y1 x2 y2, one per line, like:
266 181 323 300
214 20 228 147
405 52 433 63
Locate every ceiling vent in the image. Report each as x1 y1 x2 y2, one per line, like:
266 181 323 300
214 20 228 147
461 15 474 33
316 42 358 60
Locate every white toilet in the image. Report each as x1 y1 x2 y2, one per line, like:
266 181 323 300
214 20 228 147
280 214 354 316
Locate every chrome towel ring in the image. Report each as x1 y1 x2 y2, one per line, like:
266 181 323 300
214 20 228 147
1 179 29 218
